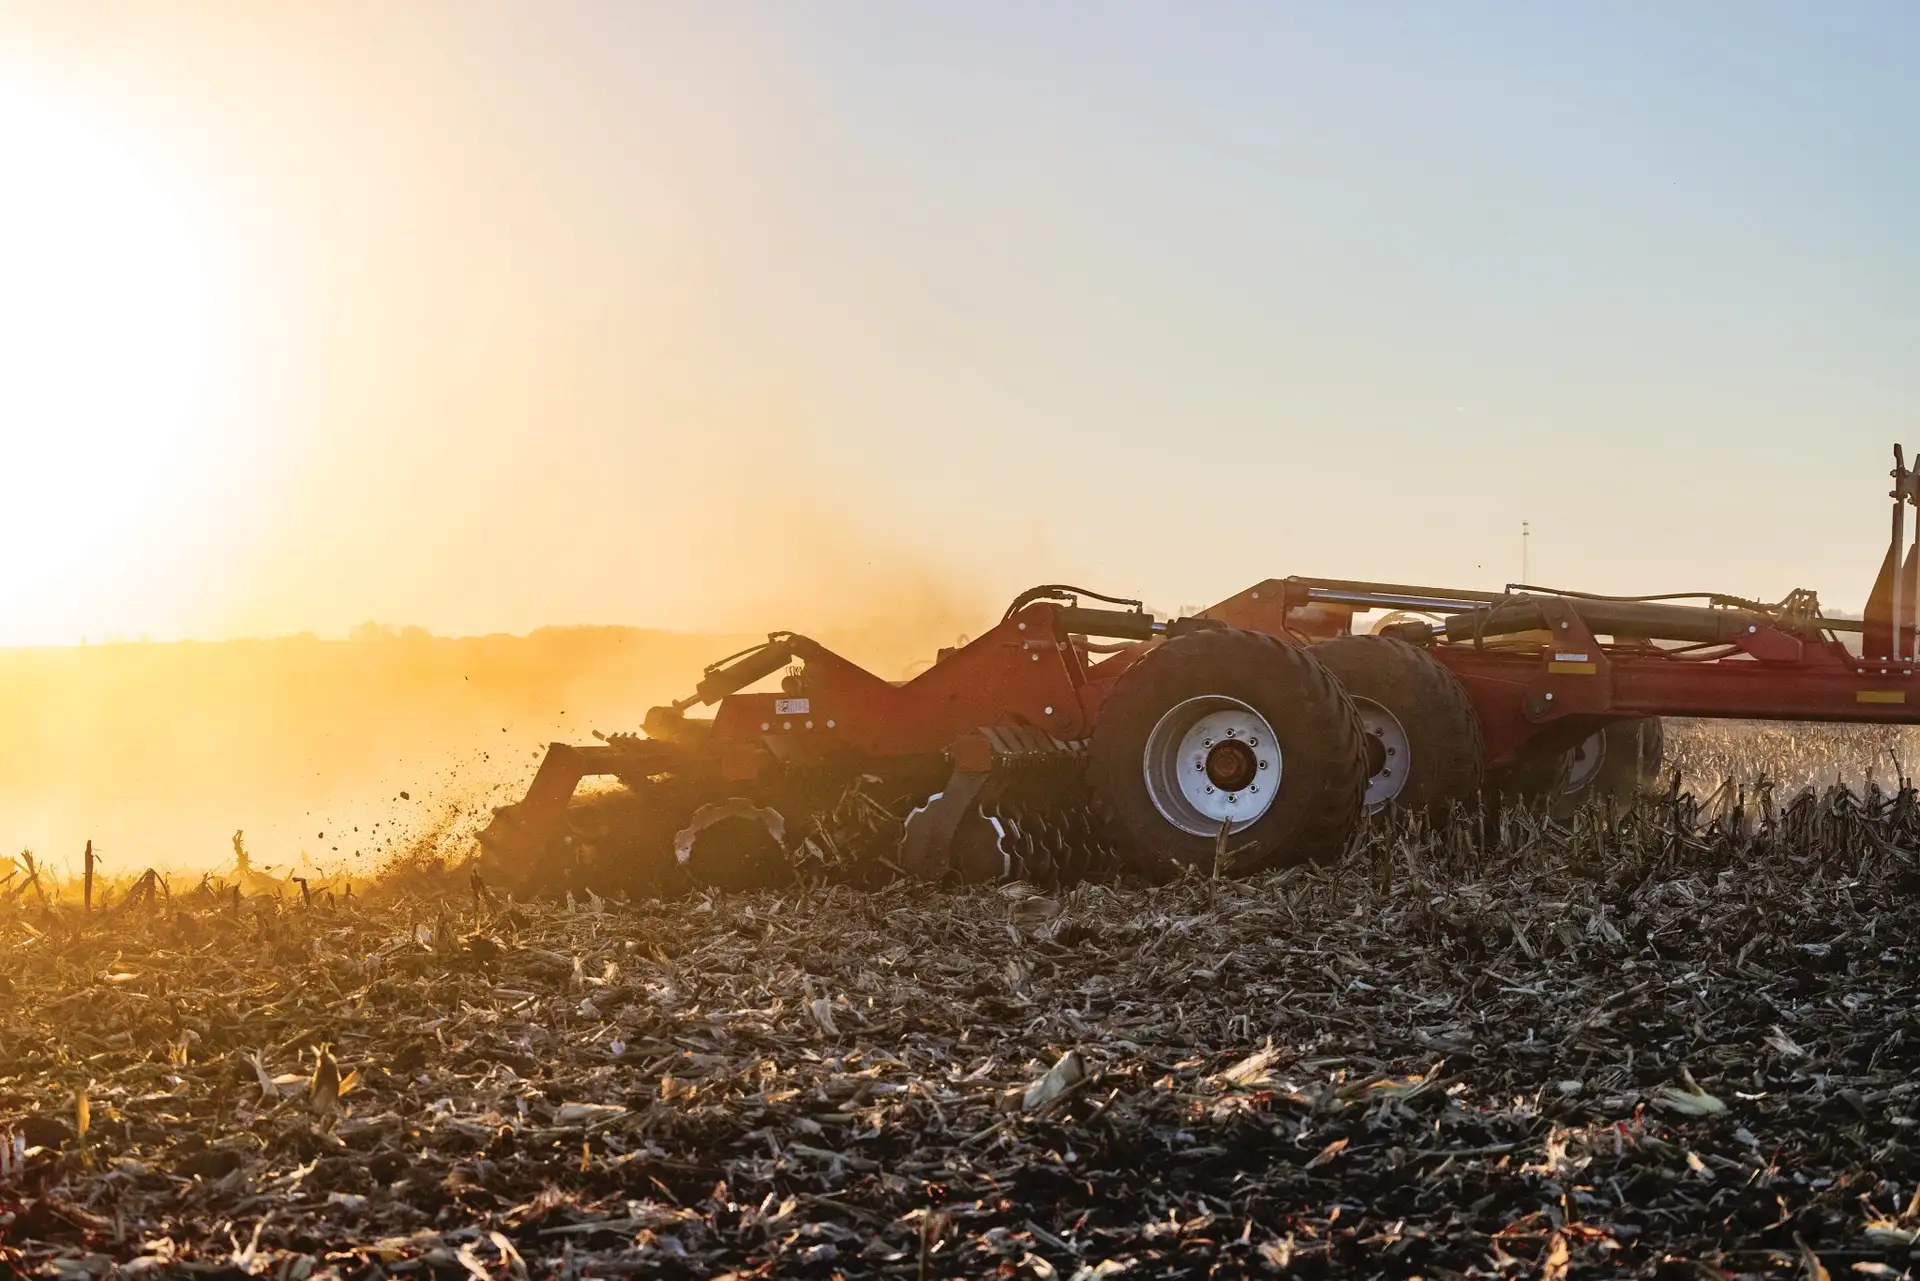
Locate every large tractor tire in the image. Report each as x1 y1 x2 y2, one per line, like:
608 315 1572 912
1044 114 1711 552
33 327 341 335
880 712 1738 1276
1088 627 1367 880
1310 635 1484 816
1507 717 1665 816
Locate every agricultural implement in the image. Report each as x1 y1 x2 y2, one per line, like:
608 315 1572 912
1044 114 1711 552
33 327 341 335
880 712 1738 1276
477 448 1920 896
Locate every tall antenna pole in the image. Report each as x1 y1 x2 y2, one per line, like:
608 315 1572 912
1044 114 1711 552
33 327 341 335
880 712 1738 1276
1521 520 1530 583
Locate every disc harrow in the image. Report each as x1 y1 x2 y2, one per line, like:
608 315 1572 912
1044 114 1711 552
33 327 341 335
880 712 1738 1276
476 448 1920 898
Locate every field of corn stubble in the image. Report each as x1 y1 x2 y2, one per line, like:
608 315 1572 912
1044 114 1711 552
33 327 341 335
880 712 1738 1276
6 720 1920 1279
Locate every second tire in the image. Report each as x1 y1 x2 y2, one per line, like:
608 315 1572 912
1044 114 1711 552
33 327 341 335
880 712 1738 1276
1309 634 1485 816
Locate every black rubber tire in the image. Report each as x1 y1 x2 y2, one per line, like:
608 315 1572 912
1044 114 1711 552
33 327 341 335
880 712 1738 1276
1309 635 1484 816
1088 627 1367 879
1508 717 1664 815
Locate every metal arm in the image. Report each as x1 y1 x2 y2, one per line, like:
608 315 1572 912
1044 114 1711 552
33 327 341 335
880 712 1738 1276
1895 446 1908 663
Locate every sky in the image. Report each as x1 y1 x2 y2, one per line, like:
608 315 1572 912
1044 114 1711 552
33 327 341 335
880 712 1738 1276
3 2 1919 648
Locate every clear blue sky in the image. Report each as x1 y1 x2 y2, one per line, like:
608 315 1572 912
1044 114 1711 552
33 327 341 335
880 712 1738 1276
3 2 1918 645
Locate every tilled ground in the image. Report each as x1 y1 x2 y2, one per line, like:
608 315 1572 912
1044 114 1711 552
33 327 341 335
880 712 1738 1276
5 785 1920 1279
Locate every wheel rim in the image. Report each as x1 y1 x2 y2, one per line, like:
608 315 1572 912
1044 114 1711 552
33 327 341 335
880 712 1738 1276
1142 695 1282 836
1560 730 1606 794
1352 696 1411 812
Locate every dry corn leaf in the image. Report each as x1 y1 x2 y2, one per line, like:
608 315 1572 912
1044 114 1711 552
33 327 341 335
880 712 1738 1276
1541 1230 1570 1281
309 1044 341 1116
1652 1085 1728 1118
1216 1045 1280 1087
1304 1136 1348 1169
1022 1050 1087 1113
1766 1025 1812 1060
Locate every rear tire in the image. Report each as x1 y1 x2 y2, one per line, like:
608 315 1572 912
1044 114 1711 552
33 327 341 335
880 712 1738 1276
1089 627 1367 879
1310 635 1484 815
1507 717 1664 815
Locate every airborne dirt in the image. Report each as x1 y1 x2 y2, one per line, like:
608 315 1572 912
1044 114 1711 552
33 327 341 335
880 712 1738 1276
3 724 1920 1278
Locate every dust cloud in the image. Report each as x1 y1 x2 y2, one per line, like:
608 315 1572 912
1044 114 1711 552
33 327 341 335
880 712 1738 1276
0 560 1006 879
0 627 756 879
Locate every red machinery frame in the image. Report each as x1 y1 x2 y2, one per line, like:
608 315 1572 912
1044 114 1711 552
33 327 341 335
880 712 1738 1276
1202 575 1905 770
480 599 1172 862
483 448 1920 869
1190 447 1920 768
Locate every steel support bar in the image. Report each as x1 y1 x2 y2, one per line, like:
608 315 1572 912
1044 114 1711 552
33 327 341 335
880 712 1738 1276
1440 599 1774 646
1608 661 1919 721
1302 587 1494 615
1895 447 1909 663
1289 577 1506 607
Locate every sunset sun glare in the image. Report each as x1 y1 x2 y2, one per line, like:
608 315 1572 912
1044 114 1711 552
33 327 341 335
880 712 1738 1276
0 79 230 635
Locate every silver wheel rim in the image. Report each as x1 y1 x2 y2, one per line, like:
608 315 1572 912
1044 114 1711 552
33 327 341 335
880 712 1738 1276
1560 730 1606 794
1352 696 1412 812
1142 695 1281 836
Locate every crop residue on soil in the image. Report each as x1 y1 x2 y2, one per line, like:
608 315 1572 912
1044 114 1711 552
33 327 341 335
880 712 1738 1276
6 771 1920 1277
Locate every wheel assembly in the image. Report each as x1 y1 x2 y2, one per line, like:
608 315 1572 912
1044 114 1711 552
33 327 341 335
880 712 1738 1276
1568 717 1665 799
1140 695 1284 834
1506 717 1665 815
1309 635 1484 815
1088 627 1367 879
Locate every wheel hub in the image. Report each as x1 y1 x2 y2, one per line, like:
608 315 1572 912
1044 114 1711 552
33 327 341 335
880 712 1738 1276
1205 738 1258 791
1352 696 1412 812
1142 696 1282 836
